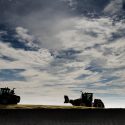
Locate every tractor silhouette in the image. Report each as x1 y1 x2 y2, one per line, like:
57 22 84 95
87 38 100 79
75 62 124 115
64 92 105 108
0 87 20 104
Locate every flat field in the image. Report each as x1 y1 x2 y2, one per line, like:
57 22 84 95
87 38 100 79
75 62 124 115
0 104 93 109
0 105 124 125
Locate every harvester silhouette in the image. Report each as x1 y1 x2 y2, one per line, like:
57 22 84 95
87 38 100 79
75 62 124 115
0 87 20 104
64 91 105 108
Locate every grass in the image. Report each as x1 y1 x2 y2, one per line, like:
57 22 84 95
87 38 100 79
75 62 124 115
0 104 95 109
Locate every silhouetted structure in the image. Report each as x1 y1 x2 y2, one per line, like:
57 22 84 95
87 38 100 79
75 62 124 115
64 92 105 108
0 87 20 104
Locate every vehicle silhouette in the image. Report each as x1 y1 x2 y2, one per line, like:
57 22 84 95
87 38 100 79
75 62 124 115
64 92 105 108
0 87 20 104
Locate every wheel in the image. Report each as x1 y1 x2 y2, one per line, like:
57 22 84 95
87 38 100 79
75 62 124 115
16 96 20 103
93 99 105 108
96 103 103 108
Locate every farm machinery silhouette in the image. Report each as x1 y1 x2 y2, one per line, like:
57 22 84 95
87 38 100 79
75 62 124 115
0 87 104 108
0 87 20 104
64 92 105 108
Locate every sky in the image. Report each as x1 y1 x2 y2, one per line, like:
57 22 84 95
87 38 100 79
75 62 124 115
0 0 125 108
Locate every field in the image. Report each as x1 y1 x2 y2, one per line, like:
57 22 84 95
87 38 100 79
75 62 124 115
0 105 124 125
0 104 94 109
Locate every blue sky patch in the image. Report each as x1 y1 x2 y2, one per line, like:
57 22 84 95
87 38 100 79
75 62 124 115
0 69 26 81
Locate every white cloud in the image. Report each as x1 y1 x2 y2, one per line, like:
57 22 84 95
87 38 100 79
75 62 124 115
15 27 38 48
0 42 53 69
104 0 123 15
55 17 114 49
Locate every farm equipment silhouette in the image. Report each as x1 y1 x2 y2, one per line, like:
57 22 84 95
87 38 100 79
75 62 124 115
0 87 20 104
64 92 105 108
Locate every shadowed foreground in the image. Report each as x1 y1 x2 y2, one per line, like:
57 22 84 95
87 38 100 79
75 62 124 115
0 105 124 125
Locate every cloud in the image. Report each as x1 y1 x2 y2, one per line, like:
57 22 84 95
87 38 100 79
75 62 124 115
1 16 125 107
0 55 16 62
15 27 35 47
0 42 53 69
0 0 125 107
104 0 123 15
0 31 7 36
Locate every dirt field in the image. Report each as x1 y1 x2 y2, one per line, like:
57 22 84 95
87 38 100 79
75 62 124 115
0 105 124 125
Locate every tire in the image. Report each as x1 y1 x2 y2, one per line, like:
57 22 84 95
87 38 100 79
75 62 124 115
16 96 20 103
96 102 103 108
93 99 105 108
